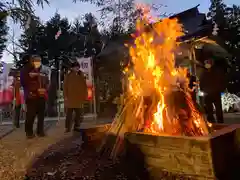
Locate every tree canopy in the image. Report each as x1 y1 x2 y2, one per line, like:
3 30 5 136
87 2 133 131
208 0 240 93
17 12 102 68
0 0 49 25
0 15 8 59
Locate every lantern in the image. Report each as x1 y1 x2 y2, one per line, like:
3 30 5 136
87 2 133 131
87 86 93 100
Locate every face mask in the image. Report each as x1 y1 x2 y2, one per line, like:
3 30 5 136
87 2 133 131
33 62 41 68
205 63 211 69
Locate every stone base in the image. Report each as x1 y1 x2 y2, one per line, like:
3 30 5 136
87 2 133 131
124 124 240 180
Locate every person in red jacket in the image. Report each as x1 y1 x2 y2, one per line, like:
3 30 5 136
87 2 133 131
20 55 49 138
13 71 22 128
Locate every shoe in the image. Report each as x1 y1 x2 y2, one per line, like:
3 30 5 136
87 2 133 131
65 129 71 133
37 133 46 137
73 127 81 132
14 123 20 128
26 134 35 139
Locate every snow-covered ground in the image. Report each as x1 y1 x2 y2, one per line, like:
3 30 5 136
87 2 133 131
221 92 240 112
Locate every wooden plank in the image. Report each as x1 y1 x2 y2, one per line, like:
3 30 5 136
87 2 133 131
125 132 214 178
125 126 240 179
210 126 237 179
212 123 228 131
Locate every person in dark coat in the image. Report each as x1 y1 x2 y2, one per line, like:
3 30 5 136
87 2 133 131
187 70 197 103
63 62 88 132
199 58 227 123
20 55 49 138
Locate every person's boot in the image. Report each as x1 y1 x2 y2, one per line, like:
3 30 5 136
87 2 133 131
65 128 71 133
37 132 46 137
73 126 81 132
26 133 35 139
15 123 20 128
217 118 224 124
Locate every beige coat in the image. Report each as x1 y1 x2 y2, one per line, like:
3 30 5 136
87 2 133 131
63 71 88 108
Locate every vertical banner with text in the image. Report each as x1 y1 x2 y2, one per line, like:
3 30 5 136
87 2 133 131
77 57 93 100
77 57 93 86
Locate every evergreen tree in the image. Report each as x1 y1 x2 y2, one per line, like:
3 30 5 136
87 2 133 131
224 5 240 93
0 15 8 59
208 0 240 93
208 0 240 55
1 0 49 27
208 0 228 27
82 13 102 56
225 5 240 53
18 13 73 66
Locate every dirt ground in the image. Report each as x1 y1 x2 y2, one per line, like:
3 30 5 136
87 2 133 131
25 135 193 180
1 114 240 180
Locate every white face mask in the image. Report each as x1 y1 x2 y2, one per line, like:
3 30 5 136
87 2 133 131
33 62 41 68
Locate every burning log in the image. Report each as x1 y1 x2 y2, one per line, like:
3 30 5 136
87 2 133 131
163 90 208 136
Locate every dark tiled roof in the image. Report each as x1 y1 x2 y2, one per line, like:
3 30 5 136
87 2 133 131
98 5 211 58
170 5 200 19
168 5 211 41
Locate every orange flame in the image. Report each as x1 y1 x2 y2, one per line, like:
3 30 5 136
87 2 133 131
125 7 209 136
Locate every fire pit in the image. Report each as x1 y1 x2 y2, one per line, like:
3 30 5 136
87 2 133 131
124 124 240 179
99 5 238 180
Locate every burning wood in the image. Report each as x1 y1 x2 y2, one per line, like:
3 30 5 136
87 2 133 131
102 4 210 158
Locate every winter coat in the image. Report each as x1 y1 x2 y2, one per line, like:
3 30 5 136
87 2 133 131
63 70 88 108
13 77 22 106
20 65 49 100
199 66 226 95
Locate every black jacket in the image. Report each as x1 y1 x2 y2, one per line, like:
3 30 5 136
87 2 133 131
199 66 226 94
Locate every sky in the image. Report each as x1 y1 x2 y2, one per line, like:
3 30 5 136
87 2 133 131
2 0 239 63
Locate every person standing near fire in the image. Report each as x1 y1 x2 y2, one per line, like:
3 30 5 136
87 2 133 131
12 55 30 128
20 55 49 138
12 71 22 128
199 57 227 124
63 62 87 133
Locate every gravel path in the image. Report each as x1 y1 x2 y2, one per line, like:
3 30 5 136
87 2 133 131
0 125 14 139
0 121 57 140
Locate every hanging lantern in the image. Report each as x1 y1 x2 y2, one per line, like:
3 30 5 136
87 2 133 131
87 86 93 100
0 88 13 105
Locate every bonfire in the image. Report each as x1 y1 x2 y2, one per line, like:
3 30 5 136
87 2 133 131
103 5 209 158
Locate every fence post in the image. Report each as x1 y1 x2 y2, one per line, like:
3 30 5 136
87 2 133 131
0 109 2 125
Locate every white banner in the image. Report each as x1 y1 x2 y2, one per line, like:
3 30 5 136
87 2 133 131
77 57 93 86
0 63 14 91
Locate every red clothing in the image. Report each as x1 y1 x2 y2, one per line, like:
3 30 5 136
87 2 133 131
14 78 21 105
20 66 49 100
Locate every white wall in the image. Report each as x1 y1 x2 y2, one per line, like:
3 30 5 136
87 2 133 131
0 63 14 91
